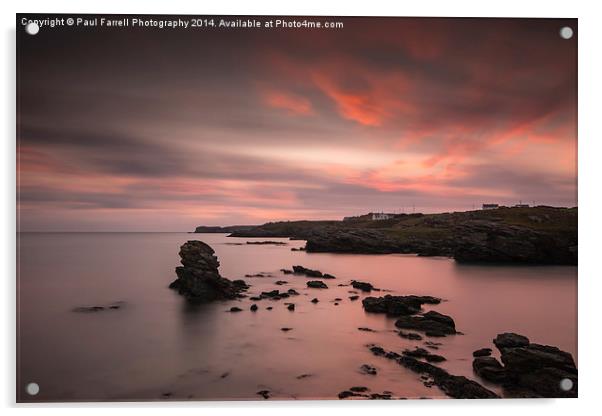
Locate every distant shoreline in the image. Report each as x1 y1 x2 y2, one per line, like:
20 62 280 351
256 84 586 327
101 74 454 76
195 206 577 265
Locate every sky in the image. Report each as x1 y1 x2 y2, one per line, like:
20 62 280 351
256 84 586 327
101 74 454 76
17 16 577 231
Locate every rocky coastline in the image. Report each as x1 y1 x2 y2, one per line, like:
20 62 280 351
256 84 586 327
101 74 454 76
165 240 577 399
195 207 577 265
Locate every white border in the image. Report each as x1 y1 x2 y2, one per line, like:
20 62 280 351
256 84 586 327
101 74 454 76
3 1 601 415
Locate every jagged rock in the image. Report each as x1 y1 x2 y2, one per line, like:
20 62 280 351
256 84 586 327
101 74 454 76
453 220 577 265
473 348 492 357
293 265 322 277
307 280 328 289
493 333 530 350
169 241 248 302
351 280 374 292
395 311 456 336
474 333 578 398
362 295 441 316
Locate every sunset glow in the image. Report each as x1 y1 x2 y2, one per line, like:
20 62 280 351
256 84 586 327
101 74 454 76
17 17 577 231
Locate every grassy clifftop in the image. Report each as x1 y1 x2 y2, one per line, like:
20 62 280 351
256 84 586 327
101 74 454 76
196 207 577 264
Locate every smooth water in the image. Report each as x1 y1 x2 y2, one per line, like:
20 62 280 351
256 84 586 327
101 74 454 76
17 232 577 402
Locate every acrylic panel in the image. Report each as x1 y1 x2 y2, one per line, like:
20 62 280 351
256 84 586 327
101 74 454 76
16 14 578 402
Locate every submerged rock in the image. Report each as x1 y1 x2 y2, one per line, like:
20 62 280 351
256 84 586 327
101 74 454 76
72 301 125 313
362 295 441 316
246 241 287 245
398 331 423 340
368 344 498 399
402 347 446 363
358 327 376 332
359 364 378 375
169 241 248 302
256 390 270 399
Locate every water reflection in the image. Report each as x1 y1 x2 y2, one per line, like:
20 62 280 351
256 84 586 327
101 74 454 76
17 232 577 401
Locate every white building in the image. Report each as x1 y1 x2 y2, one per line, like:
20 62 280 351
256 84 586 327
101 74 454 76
371 212 395 220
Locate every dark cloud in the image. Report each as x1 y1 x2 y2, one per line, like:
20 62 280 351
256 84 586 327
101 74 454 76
16 15 577 230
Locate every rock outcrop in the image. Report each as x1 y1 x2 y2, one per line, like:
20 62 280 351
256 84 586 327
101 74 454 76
452 220 577 264
394 311 456 337
292 265 335 278
307 280 328 289
362 295 441 316
351 280 374 292
473 333 577 398
368 344 498 399
169 240 248 302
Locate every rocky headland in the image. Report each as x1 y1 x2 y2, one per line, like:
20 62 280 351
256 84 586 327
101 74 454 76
196 206 576 264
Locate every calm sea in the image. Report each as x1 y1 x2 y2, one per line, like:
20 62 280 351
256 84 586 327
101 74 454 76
17 232 577 401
